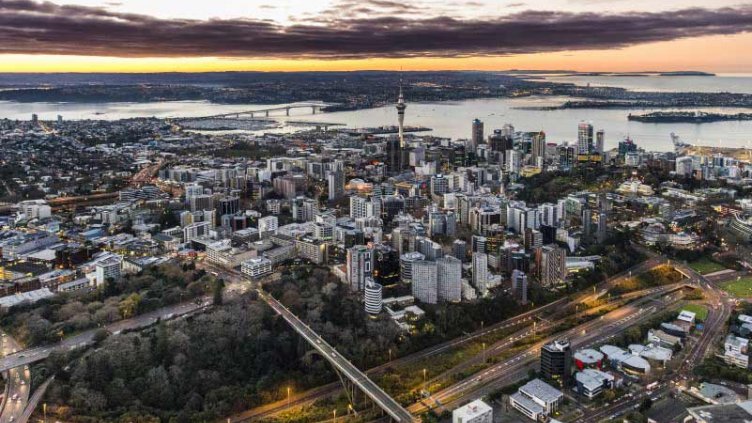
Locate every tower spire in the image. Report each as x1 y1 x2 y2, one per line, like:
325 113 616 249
396 77 407 148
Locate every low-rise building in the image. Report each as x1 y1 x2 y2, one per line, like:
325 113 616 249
452 399 492 423
240 257 272 278
724 335 750 369
509 378 563 421
575 369 616 399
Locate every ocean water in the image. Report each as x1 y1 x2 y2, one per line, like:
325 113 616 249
2 74 752 152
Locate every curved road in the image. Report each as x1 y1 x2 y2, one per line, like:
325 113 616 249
0 333 30 423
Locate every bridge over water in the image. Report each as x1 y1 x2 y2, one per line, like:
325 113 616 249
202 102 335 119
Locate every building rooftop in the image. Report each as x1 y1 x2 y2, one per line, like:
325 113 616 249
453 399 492 419
698 383 741 404
678 310 697 323
575 369 614 390
574 348 604 365
519 378 563 404
510 392 545 414
688 400 752 422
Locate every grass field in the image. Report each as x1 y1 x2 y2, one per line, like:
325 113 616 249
721 277 752 298
681 303 709 321
688 258 727 275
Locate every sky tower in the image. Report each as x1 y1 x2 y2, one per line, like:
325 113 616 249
396 81 407 147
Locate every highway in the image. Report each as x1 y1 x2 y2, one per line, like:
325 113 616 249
0 299 210 372
0 333 30 423
224 257 669 422
258 289 419 423
17 376 53 423
420 284 686 390
408 289 686 415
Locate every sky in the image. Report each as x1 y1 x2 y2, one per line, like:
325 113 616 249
1 0 752 73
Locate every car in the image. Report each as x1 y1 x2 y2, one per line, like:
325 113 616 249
11 394 18 401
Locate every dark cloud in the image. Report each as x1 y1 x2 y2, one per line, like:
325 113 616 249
1 1 751 59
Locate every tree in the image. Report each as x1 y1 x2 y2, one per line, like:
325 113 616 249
639 397 653 412
212 278 225 306
119 293 142 319
92 328 110 345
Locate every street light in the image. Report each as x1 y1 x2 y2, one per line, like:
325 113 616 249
423 368 427 384
332 409 337 422
388 348 392 362
287 387 291 408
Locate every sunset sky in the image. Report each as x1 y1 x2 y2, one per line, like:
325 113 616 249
2 0 752 73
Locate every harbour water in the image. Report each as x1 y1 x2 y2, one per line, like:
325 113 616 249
2 74 752 152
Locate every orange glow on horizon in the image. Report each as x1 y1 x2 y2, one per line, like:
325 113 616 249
1 33 751 74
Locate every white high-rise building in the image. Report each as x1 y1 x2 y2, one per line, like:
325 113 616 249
183 221 210 243
512 269 528 304
412 260 438 304
437 256 462 302
347 245 373 291
472 252 489 294
258 216 279 236
506 149 522 174
95 256 122 286
577 122 594 155
350 196 374 219
364 277 383 315
400 251 425 284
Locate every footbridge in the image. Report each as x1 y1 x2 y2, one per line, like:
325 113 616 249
257 289 420 423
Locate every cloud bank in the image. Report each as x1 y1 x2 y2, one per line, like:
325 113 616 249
1 0 751 59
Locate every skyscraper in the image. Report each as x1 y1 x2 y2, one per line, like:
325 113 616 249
472 252 489 295
327 168 344 200
347 245 373 291
512 269 528 305
437 255 462 302
538 245 566 288
452 239 467 262
595 129 605 154
386 137 401 175
412 260 438 304
532 131 546 166
471 118 484 152
364 277 383 315
577 122 594 155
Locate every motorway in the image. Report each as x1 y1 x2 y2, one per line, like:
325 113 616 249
407 288 686 415
0 333 29 423
0 299 210 372
258 289 418 423
224 257 670 422
420 284 686 391
17 376 54 423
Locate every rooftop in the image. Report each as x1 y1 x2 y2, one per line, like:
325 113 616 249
519 378 563 404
